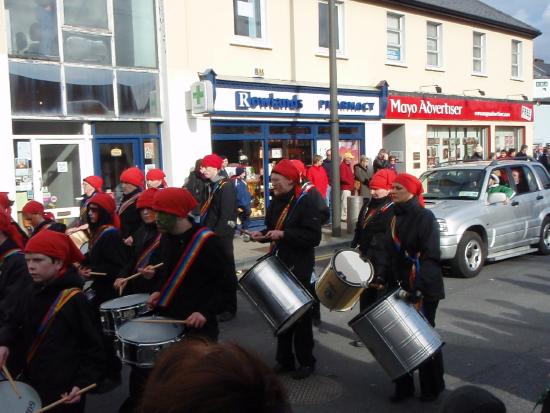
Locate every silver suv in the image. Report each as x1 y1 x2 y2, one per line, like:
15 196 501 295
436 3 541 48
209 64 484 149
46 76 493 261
420 160 550 277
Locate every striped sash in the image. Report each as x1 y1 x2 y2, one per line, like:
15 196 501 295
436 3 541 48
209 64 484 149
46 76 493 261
88 225 117 250
118 193 140 216
134 234 161 271
158 228 215 307
0 248 22 267
27 288 81 363
199 180 228 223
362 202 393 229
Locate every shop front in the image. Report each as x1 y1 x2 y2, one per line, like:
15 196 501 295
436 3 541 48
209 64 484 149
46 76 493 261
208 77 386 221
384 94 534 172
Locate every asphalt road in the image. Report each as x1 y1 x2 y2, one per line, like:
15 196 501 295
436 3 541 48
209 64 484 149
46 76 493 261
86 253 550 413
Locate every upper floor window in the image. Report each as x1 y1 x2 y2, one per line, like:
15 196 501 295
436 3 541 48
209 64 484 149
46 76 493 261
473 32 486 74
233 0 265 39
426 22 441 68
318 0 344 52
511 40 522 78
387 13 404 63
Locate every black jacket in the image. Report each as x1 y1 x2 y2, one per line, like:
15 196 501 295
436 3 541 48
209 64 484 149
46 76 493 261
153 224 227 340
84 226 128 305
122 222 161 294
185 171 208 205
380 197 445 301
262 189 323 283
203 178 237 239
373 157 388 173
0 268 104 407
351 197 394 280
118 189 142 240
30 219 67 237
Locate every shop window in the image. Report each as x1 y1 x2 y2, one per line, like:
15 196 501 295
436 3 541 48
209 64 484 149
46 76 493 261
233 0 265 39
94 122 158 135
65 67 114 116
318 1 344 53
318 125 360 136
117 71 160 117
143 138 161 171
494 127 523 152
212 125 262 135
387 13 404 63
63 31 112 65
269 125 312 135
473 32 486 74
9 61 62 115
5 0 59 61
114 0 158 68
426 22 441 68
64 0 108 29
427 126 488 167
13 121 83 135
511 40 522 78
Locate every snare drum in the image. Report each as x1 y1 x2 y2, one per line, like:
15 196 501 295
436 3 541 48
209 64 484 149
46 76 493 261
315 249 374 311
69 229 89 253
0 380 41 412
348 288 443 380
99 294 150 334
115 316 185 368
239 254 314 336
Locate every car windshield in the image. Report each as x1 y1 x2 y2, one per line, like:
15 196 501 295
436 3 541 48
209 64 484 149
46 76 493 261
421 169 486 200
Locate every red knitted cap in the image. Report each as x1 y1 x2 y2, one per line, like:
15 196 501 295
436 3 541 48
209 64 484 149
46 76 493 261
394 173 425 207
120 167 144 188
201 154 224 169
153 187 198 218
137 188 159 210
83 176 104 192
146 168 165 181
25 229 85 269
89 193 121 228
22 200 45 215
272 159 301 184
369 169 397 190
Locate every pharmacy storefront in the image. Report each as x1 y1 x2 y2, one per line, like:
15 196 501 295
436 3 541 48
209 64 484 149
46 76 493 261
384 94 534 172
207 77 386 220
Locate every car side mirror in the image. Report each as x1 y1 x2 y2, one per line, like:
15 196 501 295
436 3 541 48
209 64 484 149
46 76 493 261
487 192 507 204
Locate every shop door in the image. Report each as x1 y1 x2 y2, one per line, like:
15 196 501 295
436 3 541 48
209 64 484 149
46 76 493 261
93 138 139 195
32 140 86 220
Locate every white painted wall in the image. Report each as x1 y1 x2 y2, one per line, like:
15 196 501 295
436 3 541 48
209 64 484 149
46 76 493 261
534 105 550 145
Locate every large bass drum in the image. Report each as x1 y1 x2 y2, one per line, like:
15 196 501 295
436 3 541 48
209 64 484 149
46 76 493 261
348 288 443 380
315 249 374 311
239 254 313 336
115 316 185 368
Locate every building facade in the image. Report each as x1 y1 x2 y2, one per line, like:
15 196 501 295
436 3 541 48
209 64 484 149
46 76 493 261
0 0 540 223
534 58 550 146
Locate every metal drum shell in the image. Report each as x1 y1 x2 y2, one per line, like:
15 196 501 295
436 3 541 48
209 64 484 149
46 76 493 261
239 255 313 336
315 249 374 311
115 316 185 368
348 288 443 380
99 294 151 334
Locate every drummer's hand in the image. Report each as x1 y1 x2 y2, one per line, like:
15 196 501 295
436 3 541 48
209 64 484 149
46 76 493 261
139 265 156 280
66 227 79 235
0 346 9 368
266 230 284 240
79 267 92 279
113 278 127 290
248 231 264 241
124 236 134 246
184 312 207 328
62 386 81 404
147 292 161 308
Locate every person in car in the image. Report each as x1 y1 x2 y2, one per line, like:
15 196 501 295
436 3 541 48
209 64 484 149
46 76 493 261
511 169 529 194
487 174 513 199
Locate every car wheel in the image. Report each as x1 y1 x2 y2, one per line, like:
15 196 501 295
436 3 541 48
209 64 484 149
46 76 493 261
538 217 550 255
451 231 485 278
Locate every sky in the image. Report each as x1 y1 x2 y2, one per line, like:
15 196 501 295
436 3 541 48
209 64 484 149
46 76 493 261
481 0 550 62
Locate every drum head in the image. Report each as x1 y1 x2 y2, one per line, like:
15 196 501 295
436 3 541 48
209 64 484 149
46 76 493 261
117 316 184 344
100 294 149 310
80 242 89 255
0 381 41 412
333 250 374 285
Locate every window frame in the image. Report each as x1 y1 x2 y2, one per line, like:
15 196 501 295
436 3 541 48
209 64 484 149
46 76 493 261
472 31 486 75
511 39 523 79
316 0 345 57
426 21 442 69
386 12 405 65
231 0 270 49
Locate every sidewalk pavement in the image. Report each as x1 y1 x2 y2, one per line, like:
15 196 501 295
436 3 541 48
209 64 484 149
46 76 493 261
234 222 355 270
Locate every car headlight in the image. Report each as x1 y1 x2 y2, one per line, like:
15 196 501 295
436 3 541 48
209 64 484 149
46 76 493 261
437 218 448 233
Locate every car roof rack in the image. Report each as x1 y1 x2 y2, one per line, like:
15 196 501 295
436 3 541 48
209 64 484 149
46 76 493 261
488 157 535 166
434 159 488 167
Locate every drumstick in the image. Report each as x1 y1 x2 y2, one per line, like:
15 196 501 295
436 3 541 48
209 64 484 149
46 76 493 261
89 272 107 276
1 365 21 399
133 319 188 325
38 383 97 412
118 263 165 296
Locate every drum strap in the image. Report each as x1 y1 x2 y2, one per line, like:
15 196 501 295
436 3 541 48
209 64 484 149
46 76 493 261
390 217 421 291
0 248 22 267
158 227 215 307
362 202 393 228
27 288 81 364
199 179 228 224
88 225 117 250
134 234 162 271
117 193 140 216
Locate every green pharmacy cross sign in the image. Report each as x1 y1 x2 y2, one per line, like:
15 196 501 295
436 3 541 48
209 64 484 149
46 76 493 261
190 81 213 115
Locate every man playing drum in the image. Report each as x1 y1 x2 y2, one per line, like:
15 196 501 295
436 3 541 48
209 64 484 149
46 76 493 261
0 230 104 413
249 159 324 380
350 169 396 346
380 173 445 403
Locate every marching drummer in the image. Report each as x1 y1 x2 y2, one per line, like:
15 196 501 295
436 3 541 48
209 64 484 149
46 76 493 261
249 159 323 380
22 200 66 237
118 167 145 247
78 193 127 393
67 175 104 235
0 229 104 413
350 169 396 347
380 173 445 403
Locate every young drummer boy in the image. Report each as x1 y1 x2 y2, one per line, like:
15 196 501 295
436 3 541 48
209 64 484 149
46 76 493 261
0 229 104 413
